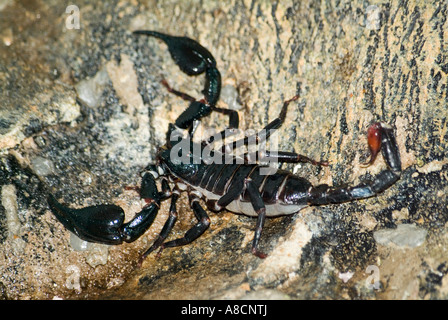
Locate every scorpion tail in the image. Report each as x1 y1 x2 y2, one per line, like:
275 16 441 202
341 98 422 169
308 122 401 205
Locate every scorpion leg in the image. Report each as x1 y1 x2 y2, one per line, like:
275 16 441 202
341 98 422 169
203 106 240 145
167 91 240 137
213 170 269 258
210 106 240 129
216 166 255 208
161 76 220 133
157 194 210 252
161 79 196 103
160 79 212 131
258 150 328 166
139 191 180 264
245 178 268 258
220 95 326 166
217 179 245 208
308 122 401 205
221 95 300 153
161 77 239 135
48 172 161 245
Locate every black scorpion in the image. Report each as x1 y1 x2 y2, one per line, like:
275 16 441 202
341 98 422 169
48 31 402 262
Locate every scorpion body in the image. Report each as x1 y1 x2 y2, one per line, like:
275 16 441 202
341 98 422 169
48 31 401 262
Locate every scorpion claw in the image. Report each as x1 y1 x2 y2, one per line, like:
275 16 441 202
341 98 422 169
48 194 125 245
133 30 216 75
134 30 221 109
48 172 161 247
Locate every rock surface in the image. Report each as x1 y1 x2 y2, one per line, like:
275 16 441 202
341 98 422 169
0 0 447 300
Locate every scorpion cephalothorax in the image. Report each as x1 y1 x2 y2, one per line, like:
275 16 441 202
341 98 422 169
48 31 401 263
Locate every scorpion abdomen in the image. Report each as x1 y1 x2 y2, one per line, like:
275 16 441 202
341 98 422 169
168 161 312 217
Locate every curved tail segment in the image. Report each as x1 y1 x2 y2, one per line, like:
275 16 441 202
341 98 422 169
308 122 401 205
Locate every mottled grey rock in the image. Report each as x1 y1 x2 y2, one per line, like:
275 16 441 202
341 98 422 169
374 224 427 248
0 0 447 301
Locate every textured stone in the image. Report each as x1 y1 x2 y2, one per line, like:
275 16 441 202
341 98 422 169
0 0 447 300
374 224 427 248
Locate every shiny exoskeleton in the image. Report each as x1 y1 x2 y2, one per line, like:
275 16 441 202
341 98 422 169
48 31 401 263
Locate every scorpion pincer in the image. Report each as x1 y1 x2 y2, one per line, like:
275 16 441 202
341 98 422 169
48 31 401 262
